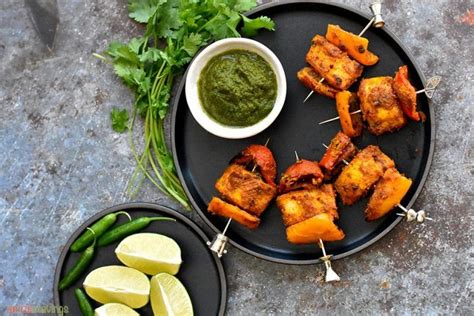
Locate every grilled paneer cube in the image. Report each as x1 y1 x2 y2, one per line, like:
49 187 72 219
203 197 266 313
335 145 395 205
358 76 407 135
276 184 338 227
215 164 277 216
297 67 340 99
286 213 345 243
208 197 260 229
366 168 412 221
306 35 363 90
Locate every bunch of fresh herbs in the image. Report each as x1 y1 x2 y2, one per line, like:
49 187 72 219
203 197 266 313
96 0 275 209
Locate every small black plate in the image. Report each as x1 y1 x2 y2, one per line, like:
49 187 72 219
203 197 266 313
171 1 434 264
54 203 227 315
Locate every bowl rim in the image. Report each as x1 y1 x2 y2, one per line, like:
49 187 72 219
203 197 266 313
185 37 287 139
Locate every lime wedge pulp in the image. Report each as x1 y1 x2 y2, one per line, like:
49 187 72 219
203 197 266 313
150 273 193 316
115 233 182 275
83 265 150 309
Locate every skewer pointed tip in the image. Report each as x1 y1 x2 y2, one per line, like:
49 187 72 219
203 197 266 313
264 138 271 147
294 151 300 161
303 91 314 103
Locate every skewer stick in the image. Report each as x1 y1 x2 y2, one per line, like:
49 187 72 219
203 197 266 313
319 239 340 282
303 1 385 103
294 150 340 282
318 76 442 125
208 138 271 257
319 110 362 125
322 143 432 223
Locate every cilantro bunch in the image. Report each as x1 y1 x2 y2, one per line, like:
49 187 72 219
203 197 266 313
96 0 275 209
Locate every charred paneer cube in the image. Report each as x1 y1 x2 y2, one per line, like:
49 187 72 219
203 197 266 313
276 184 338 227
358 76 407 135
335 145 395 205
306 35 363 90
297 67 340 99
215 164 277 216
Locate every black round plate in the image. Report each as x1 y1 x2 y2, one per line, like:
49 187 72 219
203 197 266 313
171 1 434 264
54 203 226 315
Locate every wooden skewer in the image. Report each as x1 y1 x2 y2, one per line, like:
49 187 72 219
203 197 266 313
303 2 385 103
318 76 442 125
321 143 432 223
319 110 362 125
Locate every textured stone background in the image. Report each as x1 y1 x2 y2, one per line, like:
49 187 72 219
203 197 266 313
0 0 472 315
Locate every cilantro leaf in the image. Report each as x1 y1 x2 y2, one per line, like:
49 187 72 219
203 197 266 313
110 108 129 133
232 0 257 12
106 41 140 64
183 33 203 57
241 15 275 37
147 0 182 39
138 47 161 63
128 0 163 23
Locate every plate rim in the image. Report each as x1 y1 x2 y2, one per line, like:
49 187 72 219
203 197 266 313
171 0 435 265
53 202 227 316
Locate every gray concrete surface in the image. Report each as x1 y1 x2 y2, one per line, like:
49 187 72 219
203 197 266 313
0 0 472 315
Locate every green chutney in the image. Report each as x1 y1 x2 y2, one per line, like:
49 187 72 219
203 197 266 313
198 49 277 127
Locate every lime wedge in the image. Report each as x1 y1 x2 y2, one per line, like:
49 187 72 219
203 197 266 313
115 233 182 275
150 273 193 316
94 303 139 316
83 265 150 309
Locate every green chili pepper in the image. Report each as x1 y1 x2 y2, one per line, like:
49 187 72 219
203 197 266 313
59 229 96 291
70 211 130 252
74 288 94 316
97 216 175 247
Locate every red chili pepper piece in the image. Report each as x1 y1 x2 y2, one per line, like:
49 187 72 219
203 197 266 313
393 65 424 122
279 159 324 193
232 144 277 187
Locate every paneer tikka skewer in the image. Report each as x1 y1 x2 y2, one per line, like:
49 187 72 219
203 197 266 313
301 9 384 102
208 144 277 229
319 66 434 136
276 156 345 244
321 132 418 221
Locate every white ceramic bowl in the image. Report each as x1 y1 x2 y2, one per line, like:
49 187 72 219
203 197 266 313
185 38 287 139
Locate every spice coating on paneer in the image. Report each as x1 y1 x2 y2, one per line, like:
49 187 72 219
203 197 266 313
215 164 277 216
277 184 339 227
358 76 407 135
335 145 395 205
297 67 340 99
306 35 363 90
